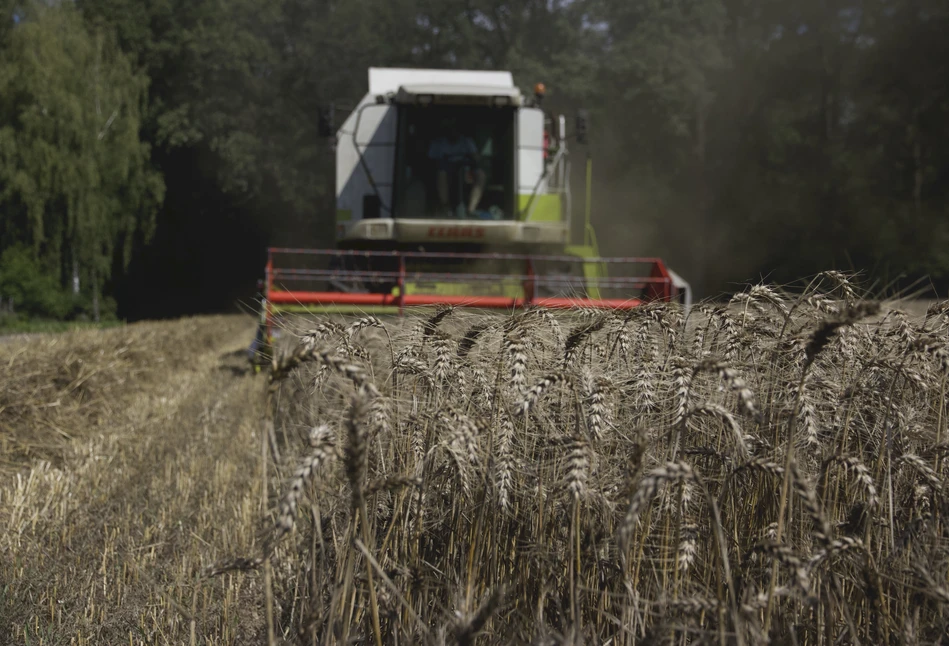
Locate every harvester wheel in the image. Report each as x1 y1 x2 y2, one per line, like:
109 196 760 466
247 322 273 373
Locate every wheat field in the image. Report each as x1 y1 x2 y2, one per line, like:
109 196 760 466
4 275 949 644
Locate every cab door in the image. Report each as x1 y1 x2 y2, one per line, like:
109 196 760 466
516 107 546 220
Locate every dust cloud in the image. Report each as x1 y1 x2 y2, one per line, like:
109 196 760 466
568 153 771 301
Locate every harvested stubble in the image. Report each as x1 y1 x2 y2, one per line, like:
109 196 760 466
212 281 949 645
1 315 267 645
0 316 249 472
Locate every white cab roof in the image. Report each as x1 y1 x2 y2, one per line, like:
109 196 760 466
368 68 515 96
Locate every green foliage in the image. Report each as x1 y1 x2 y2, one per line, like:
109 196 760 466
4 0 949 311
0 245 117 322
0 1 162 315
0 245 70 320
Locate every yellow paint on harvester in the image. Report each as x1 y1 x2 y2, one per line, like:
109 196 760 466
518 193 561 222
401 281 522 298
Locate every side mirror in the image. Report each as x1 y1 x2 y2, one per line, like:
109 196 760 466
575 109 589 145
317 105 335 137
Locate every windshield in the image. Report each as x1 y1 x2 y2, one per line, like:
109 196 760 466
393 105 515 221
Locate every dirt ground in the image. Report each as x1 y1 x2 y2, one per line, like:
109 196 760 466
0 315 270 644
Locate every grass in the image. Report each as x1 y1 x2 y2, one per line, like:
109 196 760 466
3 276 949 644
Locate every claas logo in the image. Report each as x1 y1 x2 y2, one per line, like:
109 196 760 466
426 226 485 239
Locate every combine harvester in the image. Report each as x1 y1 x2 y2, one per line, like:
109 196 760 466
256 67 690 352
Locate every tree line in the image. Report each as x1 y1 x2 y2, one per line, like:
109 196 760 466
0 0 946 320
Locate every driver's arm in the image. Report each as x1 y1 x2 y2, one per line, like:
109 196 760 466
465 137 480 164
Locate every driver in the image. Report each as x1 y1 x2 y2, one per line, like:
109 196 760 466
428 117 486 217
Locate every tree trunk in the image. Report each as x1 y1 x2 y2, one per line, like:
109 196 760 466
816 11 841 249
913 114 923 220
92 270 100 323
72 259 80 295
693 96 709 296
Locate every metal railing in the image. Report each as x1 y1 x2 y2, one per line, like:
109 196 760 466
264 247 678 320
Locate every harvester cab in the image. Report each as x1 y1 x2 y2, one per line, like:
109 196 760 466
336 69 566 250
254 67 691 359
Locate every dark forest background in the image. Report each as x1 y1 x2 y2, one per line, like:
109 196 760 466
1 0 947 321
